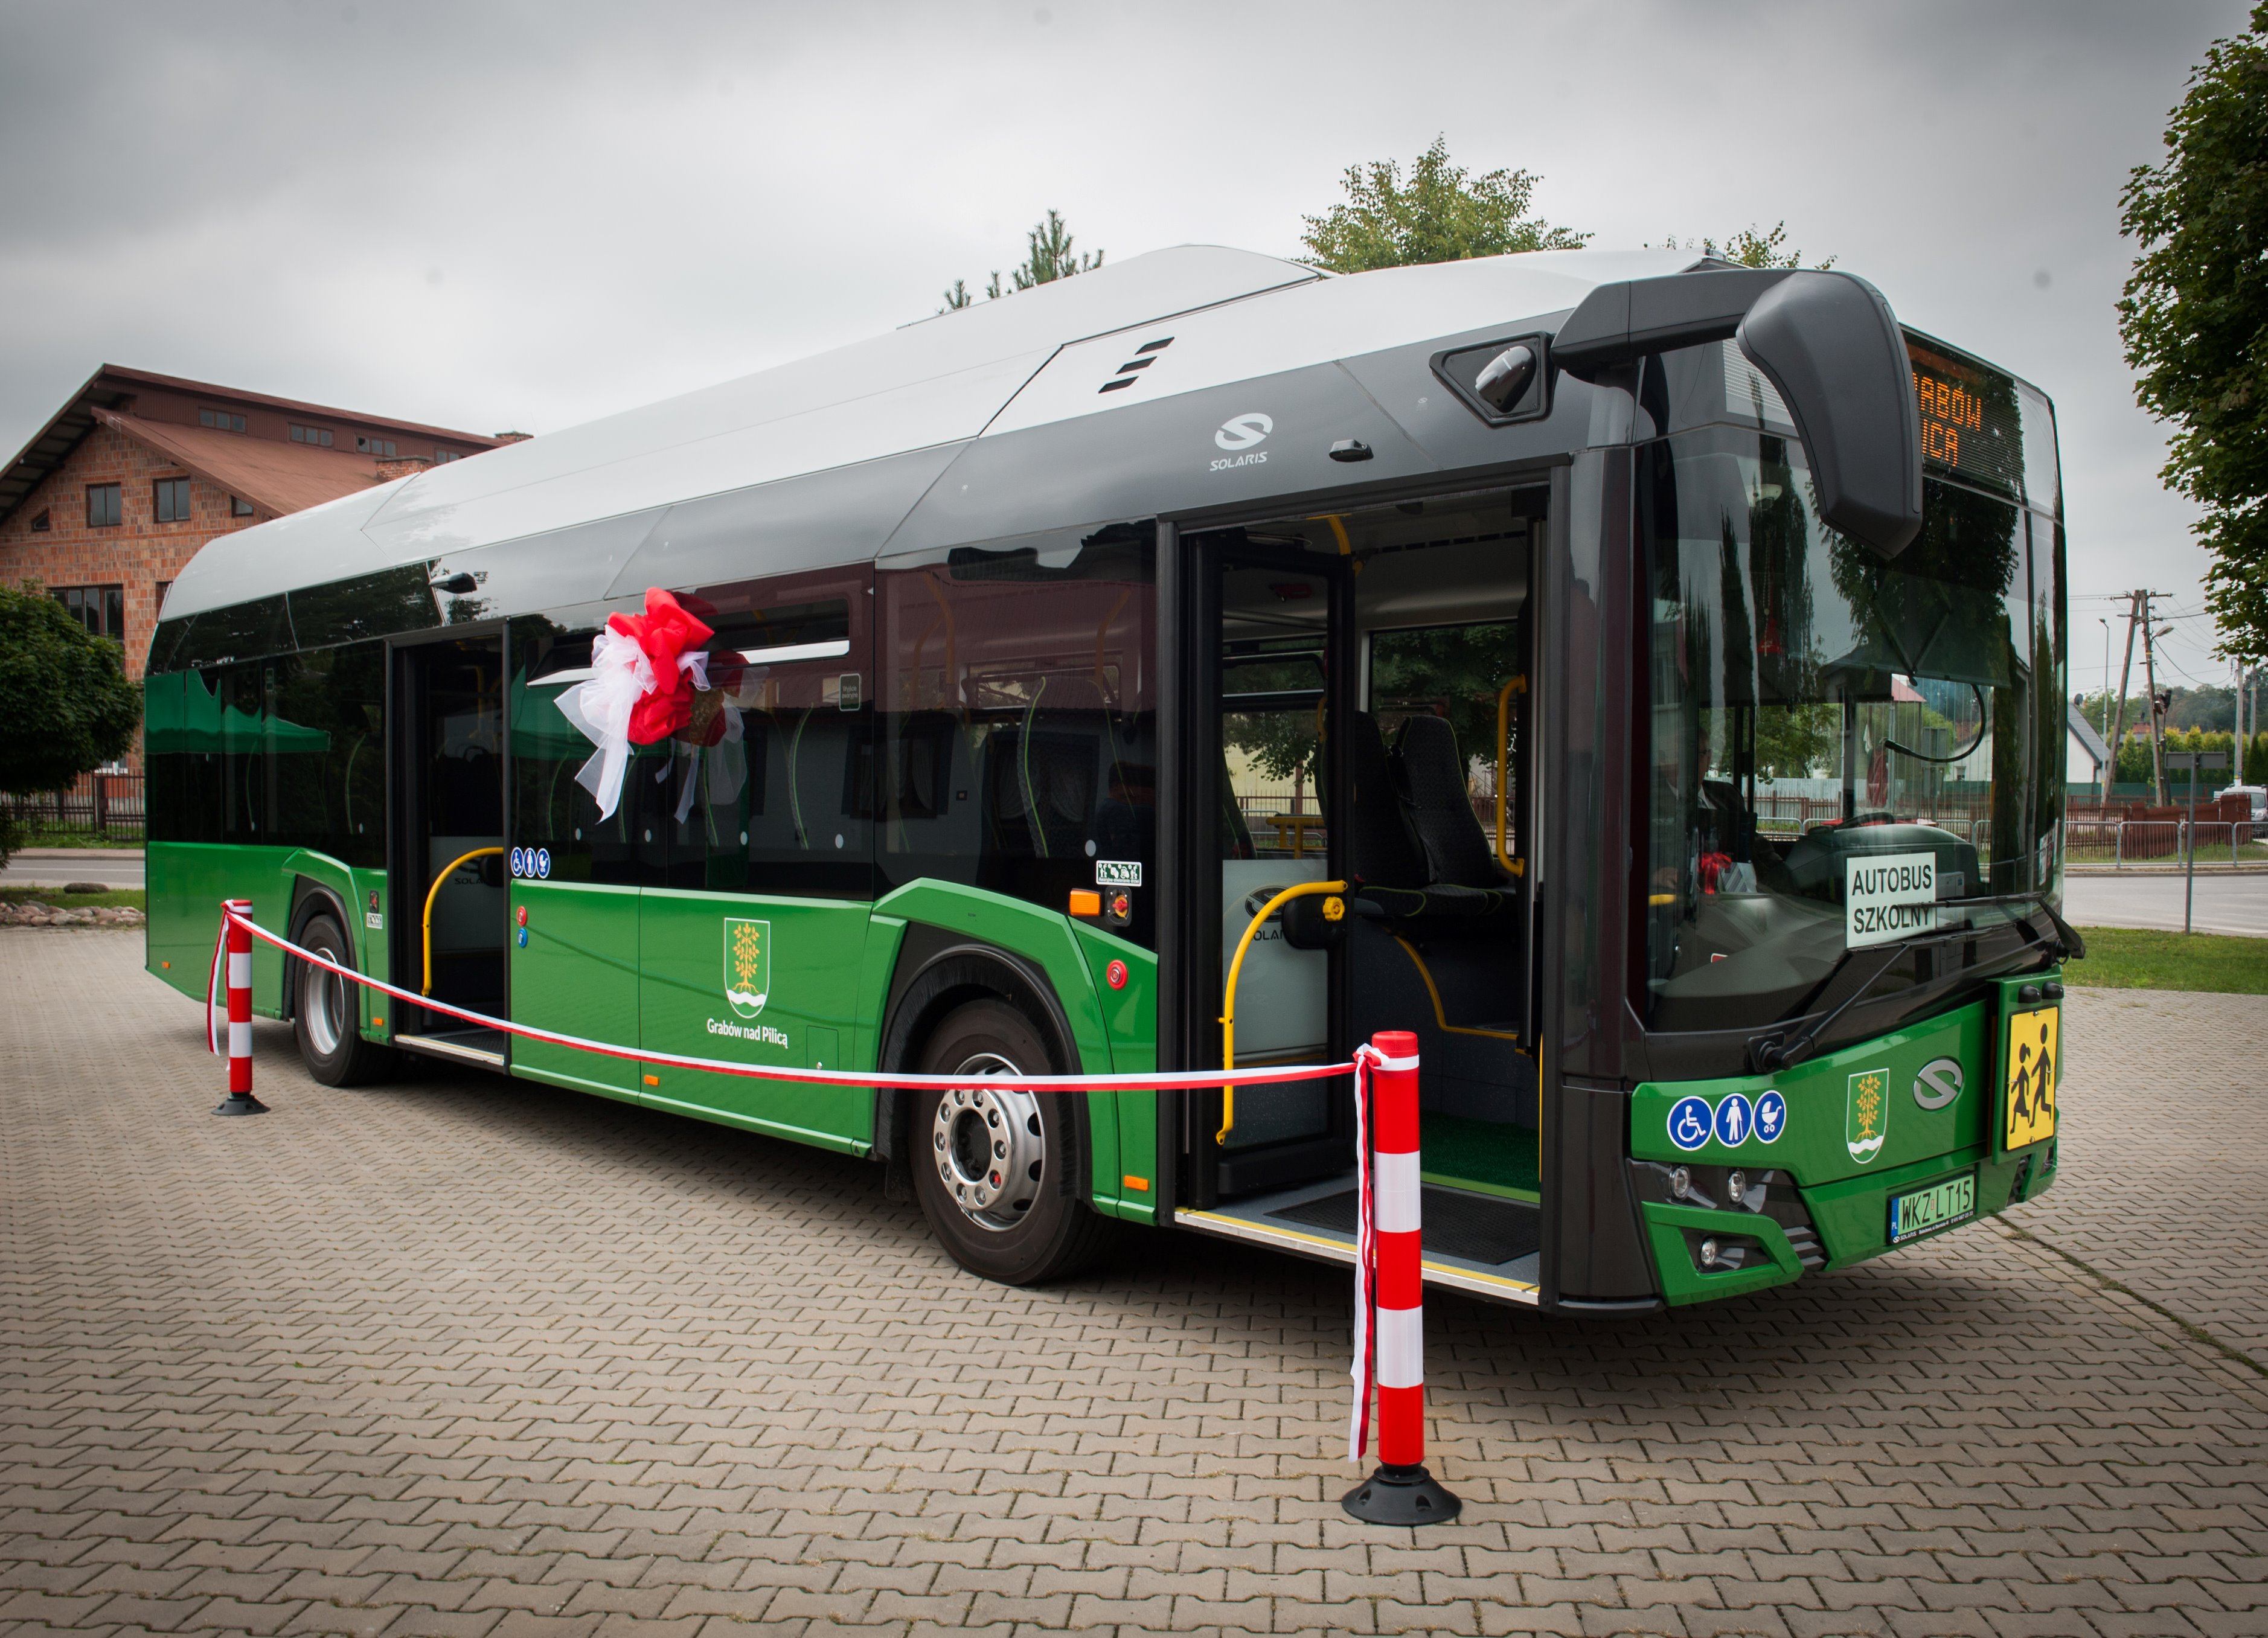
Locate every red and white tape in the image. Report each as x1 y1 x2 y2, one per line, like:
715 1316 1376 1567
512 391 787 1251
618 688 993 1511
205 900 1362 1093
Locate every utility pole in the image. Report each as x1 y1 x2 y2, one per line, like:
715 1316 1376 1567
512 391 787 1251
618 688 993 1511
2104 590 2143 806
2141 591 2169 805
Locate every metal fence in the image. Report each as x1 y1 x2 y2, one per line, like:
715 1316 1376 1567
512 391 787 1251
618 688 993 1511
2 771 146 842
2066 817 2258 866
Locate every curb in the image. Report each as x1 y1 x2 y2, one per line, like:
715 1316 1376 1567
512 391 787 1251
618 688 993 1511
5 847 146 860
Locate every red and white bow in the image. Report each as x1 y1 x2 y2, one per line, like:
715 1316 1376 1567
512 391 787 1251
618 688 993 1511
557 587 714 818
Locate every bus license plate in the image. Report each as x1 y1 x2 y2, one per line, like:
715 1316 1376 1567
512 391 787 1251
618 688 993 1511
1888 1173 1976 1244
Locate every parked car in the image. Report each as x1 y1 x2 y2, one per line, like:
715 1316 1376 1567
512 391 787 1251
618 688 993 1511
2219 783 2267 821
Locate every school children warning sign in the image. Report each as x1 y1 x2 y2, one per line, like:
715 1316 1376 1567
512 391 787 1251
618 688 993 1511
1845 853 1938 949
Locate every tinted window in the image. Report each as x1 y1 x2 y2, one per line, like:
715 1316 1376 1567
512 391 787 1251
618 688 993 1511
877 523 1156 945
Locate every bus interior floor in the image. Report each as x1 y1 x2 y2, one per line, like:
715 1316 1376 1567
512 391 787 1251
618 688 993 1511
1420 1112 1539 1200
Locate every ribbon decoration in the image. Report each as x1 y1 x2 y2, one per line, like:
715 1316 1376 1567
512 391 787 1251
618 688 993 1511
557 587 716 819
1347 1041 1381 1464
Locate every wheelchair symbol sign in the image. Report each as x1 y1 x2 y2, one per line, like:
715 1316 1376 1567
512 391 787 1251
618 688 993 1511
1668 1096 1713 1152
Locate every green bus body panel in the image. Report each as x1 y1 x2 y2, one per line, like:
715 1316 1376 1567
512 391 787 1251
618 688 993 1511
1070 920 1159 1224
509 880 642 1102
279 849 391 1038
146 841 296 1013
1633 978 2063 1286
870 880 1153 1220
1641 1200 1805 1305
636 886 875 1153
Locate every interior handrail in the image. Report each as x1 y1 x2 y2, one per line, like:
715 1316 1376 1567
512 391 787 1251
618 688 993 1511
421 846 505 997
1496 674 1528 876
1219 878 1347 1144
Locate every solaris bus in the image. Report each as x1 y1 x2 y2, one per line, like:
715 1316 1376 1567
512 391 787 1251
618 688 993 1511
143 245 2072 1311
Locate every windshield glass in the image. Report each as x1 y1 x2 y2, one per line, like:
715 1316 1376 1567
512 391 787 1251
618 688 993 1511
1640 423 2060 1033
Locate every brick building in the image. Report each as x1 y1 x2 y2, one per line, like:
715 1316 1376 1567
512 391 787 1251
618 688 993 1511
0 365 511 696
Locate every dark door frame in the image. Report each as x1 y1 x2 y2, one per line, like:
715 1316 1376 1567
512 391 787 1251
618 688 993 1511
387 618 512 1044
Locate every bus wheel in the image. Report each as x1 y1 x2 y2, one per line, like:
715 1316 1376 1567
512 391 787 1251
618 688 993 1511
911 999 1110 1285
292 912 397 1088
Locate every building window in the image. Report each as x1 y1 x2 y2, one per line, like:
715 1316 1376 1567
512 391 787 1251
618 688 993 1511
231 495 255 517
53 585 125 645
435 449 462 463
197 409 246 433
155 580 171 616
356 435 398 458
290 424 335 447
30 509 48 532
86 483 121 527
155 476 192 523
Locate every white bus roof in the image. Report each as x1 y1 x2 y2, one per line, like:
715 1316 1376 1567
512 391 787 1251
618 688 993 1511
162 245 1694 621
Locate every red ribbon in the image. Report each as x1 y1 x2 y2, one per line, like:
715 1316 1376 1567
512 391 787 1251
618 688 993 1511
610 586 714 744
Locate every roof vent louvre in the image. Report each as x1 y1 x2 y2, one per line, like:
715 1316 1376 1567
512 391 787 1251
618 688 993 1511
1097 336 1176 394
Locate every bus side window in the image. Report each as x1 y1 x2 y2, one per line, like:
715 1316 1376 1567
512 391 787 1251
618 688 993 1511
877 525 1157 947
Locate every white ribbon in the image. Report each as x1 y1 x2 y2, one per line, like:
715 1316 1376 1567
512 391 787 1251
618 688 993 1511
559 638 712 821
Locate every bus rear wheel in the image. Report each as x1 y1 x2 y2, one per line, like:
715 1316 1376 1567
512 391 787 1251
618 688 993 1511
910 999 1110 1285
292 911 397 1087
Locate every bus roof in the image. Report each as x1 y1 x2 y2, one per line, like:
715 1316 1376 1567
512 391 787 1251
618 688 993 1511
161 244 1697 623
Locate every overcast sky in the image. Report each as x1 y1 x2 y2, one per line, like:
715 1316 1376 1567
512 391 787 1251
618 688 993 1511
1 0 2251 694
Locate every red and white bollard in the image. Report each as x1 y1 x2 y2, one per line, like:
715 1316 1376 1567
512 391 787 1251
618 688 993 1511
1344 1029 1459 1525
214 900 267 1116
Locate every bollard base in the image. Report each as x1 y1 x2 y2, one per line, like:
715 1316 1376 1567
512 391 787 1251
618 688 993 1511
1342 1462 1461 1526
212 1091 269 1116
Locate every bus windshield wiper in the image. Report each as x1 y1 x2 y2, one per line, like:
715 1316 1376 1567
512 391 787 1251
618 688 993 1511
1749 897 2072 1074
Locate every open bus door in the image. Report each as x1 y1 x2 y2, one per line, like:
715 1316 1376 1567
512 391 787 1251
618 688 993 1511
389 629 511 1068
1165 491 1549 1302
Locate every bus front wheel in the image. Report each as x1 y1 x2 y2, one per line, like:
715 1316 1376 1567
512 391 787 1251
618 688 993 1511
292 912 397 1088
910 999 1110 1285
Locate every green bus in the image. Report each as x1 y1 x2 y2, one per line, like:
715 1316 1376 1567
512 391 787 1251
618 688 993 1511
144 246 2071 1310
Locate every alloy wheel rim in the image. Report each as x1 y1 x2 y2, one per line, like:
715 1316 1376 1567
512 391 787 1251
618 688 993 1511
303 946 345 1057
931 1052 1045 1231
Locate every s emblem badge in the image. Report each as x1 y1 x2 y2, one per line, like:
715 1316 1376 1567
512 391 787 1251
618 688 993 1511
1913 1057 1964 1110
1214 412 1273 451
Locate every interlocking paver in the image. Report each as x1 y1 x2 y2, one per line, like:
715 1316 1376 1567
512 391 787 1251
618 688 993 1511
5 928 2268 1636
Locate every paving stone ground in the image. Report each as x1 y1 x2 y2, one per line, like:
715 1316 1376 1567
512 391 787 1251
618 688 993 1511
4 929 2267 1638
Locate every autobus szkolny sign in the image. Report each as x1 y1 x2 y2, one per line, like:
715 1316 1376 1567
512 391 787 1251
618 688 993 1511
1846 853 1938 949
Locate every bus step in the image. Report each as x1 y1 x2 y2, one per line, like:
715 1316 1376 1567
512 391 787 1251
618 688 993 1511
396 1028 508 1069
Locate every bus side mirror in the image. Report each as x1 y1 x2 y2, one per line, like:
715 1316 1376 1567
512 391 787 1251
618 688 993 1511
1551 267 1924 560
1736 272 1923 560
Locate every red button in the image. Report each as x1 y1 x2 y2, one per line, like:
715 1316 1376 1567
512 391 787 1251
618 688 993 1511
516 905 528 927
1106 959 1129 990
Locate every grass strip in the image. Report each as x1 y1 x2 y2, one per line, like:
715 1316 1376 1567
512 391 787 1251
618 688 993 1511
2066 924 2268 993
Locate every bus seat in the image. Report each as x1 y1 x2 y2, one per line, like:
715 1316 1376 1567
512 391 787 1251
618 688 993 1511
1342 711 1428 889
1392 715 1505 889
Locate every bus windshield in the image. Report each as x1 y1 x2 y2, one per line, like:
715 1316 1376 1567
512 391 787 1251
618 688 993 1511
1641 424 2061 1034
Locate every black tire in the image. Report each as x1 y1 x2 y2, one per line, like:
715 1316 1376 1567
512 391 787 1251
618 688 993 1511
292 912 398 1087
909 999 1112 1285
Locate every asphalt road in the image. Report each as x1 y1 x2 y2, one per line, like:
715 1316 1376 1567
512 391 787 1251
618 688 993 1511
2063 868 2268 936
0 850 144 889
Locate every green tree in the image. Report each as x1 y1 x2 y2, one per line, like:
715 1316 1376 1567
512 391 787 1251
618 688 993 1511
941 210 1105 312
1653 221 1833 269
2119 5 2268 666
1299 135 1588 272
0 581 142 863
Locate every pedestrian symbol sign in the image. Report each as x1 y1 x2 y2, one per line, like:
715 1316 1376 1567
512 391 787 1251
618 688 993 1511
2003 1006 2057 1150
1713 1093 1754 1147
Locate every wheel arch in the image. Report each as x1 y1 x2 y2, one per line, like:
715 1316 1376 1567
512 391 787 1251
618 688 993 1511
873 923 1091 1206
283 866 359 1023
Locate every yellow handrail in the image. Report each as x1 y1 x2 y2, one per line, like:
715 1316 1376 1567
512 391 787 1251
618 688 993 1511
1496 675 1528 875
1219 878 1346 1144
421 846 505 996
